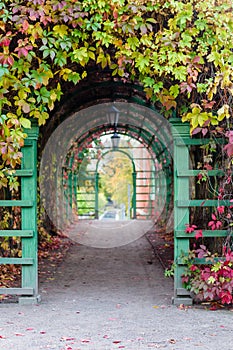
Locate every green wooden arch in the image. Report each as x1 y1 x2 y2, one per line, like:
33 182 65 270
63 122 172 222
0 102 230 305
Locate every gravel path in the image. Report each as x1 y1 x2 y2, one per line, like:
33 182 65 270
1 236 233 350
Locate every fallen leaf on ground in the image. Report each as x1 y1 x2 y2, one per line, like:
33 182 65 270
168 339 176 344
60 337 75 341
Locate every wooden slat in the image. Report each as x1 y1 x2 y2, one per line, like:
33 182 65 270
0 288 34 295
0 200 33 207
175 138 225 146
0 258 33 265
175 138 210 146
136 193 151 195
176 230 228 238
176 288 191 296
137 177 154 180
176 199 231 207
23 140 33 146
0 230 33 237
177 170 224 177
77 207 95 209
178 257 224 265
14 169 33 177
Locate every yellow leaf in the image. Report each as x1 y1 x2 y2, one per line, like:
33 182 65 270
217 104 230 120
50 91 57 101
82 71 87 79
88 50 95 61
1 241 9 251
53 24 68 37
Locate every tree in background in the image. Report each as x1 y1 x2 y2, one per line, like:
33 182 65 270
99 153 133 212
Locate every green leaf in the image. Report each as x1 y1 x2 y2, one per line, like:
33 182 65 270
0 65 9 78
67 72 81 85
72 47 89 66
169 84 180 98
135 54 150 72
127 37 139 51
20 117 31 129
174 66 187 81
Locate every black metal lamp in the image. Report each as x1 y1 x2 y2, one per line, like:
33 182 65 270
106 105 120 126
111 132 120 149
106 105 120 149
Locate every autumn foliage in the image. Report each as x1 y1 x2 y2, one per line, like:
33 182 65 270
0 0 232 188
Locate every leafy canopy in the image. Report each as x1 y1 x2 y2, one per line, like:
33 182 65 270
0 0 233 187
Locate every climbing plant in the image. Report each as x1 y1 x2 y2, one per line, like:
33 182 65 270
0 0 233 190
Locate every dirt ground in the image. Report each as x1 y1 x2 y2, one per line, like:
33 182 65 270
1 231 233 350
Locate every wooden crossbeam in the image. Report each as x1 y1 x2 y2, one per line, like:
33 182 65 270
0 288 34 295
0 258 34 265
0 230 33 237
0 200 33 207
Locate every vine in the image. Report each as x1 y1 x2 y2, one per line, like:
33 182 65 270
0 0 232 188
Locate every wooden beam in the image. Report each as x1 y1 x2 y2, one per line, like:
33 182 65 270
0 288 34 295
0 200 33 207
0 258 34 265
0 230 34 237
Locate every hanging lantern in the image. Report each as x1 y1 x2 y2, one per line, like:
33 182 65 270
106 106 120 126
111 132 120 149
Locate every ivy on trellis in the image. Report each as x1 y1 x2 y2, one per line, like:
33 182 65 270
0 0 232 189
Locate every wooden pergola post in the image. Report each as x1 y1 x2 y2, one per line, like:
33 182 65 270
170 118 193 305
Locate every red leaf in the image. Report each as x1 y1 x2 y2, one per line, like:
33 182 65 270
224 144 233 157
60 336 75 341
113 340 121 344
195 230 203 239
202 128 208 136
193 56 201 63
211 213 217 220
192 127 202 135
7 55 14 66
22 20 29 32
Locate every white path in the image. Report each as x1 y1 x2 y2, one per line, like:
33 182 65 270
0 236 233 350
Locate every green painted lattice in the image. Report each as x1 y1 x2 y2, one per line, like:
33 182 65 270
171 119 229 305
0 124 40 304
0 115 230 305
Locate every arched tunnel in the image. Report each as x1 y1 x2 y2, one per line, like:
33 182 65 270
39 83 174 247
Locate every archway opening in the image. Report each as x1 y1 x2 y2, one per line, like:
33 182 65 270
40 102 172 229
39 102 173 248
